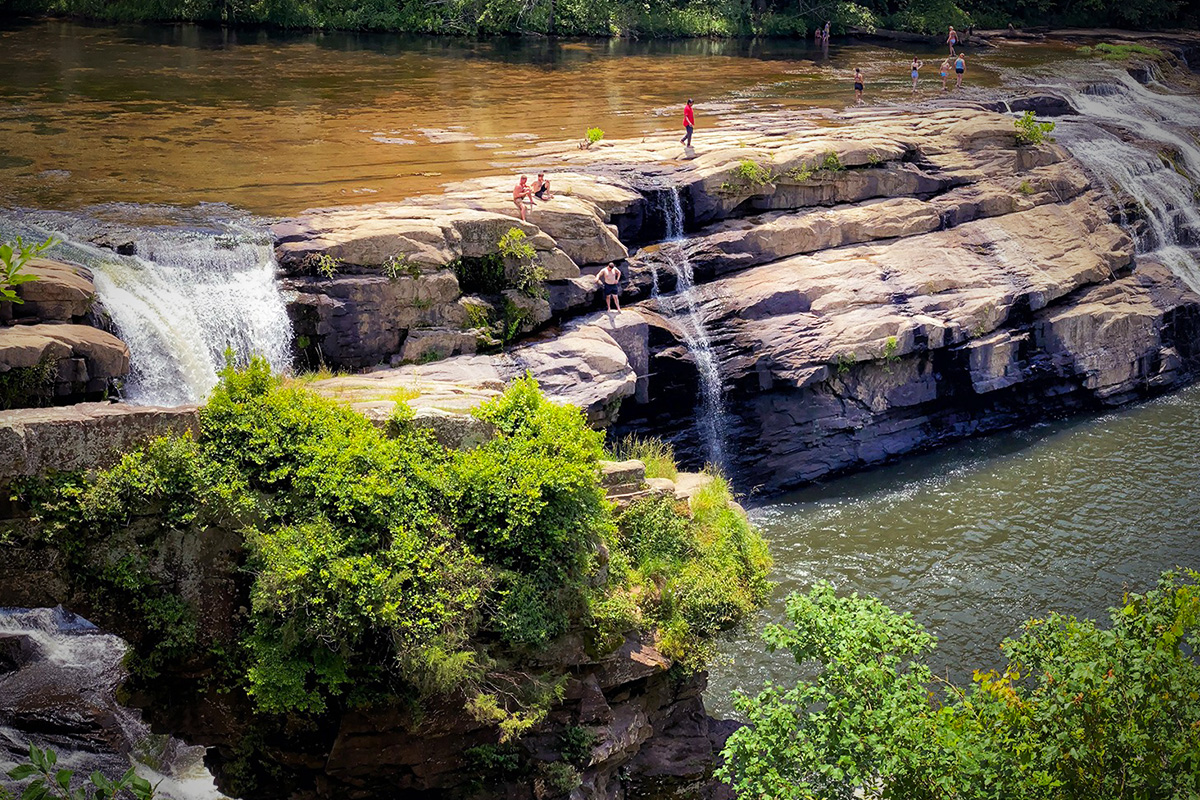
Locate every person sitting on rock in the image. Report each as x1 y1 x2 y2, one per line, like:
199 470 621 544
512 176 533 222
532 172 554 201
597 262 623 312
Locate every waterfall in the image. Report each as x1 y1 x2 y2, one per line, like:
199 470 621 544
659 188 730 472
1031 66 1200 290
0 607 228 800
0 207 293 406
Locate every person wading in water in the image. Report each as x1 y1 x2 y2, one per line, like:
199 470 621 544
955 53 966 89
681 99 695 148
854 68 865 104
597 262 623 312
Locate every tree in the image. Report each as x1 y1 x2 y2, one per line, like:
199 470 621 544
719 570 1200 800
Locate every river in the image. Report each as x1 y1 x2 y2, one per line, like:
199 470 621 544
2 18 1200 795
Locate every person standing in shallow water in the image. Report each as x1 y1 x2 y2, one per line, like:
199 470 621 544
854 68 865 104
681 99 695 148
940 58 951 91
910 57 923 92
947 26 958 55
955 53 966 89
597 262 623 312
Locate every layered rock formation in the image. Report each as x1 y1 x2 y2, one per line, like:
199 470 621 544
0 259 132 407
281 107 1200 492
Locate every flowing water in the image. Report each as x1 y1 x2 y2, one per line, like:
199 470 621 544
0 607 227 800
0 206 293 405
659 188 730 471
707 387 1200 716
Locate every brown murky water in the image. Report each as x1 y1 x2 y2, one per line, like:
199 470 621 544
0 20 1076 215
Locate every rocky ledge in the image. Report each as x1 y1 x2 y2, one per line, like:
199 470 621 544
282 106 1200 492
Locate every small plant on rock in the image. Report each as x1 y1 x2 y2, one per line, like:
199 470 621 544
882 336 900 371
1014 111 1056 146
1 235 57 305
834 352 856 376
383 254 421 281
585 127 604 147
1018 179 1035 195
820 150 845 172
306 253 341 279
498 228 546 299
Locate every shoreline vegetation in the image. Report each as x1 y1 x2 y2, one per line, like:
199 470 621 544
1 0 1195 39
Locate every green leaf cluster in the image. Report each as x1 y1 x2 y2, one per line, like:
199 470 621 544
1015 111 1057 146
0 236 56 305
5 743 154 800
720 569 1200 800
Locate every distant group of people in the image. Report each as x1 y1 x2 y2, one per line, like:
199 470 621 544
510 23 976 312
856 26 967 104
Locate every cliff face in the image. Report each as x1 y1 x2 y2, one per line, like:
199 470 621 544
280 108 1200 492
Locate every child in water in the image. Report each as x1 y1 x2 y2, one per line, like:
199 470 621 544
940 58 951 91
854 68 864 104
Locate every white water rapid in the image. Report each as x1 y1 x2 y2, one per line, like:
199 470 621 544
1026 65 1200 290
0 608 228 800
660 188 730 472
0 206 293 406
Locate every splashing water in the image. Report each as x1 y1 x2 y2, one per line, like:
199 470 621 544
0 207 293 406
660 188 729 472
1030 66 1200 290
0 608 228 800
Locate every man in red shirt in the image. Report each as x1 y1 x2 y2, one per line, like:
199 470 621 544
681 99 695 148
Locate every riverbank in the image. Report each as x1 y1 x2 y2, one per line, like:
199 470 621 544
5 1 1197 39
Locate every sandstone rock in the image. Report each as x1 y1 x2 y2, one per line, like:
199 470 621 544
396 328 478 365
0 403 199 481
0 259 96 324
600 459 647 490
408 408 496 450
0 324 130 403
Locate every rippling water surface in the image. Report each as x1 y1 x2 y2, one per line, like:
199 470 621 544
707 387 1200 716
0 21 1047 213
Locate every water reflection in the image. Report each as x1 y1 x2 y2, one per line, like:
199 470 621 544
0 20 1028 213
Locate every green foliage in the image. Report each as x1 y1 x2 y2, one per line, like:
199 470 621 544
586 127 605 145
720 570 1200 800
735 159 774 187
1078 42 1166 60
382 254 421 281
19 360 770 741
538 761 582 795
453 254 508 296
834 351 856 376
558 725 597 767
498 227 535 263
606 434 679 481
882 335 900 371
498 228 547 299
608 477 772 666
0 236 56 305
1018 178 1035 195
0 352 58 410
305 253 341 279
1015 111 1057 146
5 742 155 800
819 150 845 172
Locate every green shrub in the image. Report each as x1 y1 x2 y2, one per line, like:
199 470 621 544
720 570 1200 800
0 352 58 410
1014 110 1056 146
305 252 341 279
733 159 774 187
382 253 420 280
819 150 845 172
606 434 679 480
1078 42 1165 60
586 127 604 145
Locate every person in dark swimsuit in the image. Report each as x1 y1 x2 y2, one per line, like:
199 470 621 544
955 54 966 89
532 172 553 201
597 262 623 312
854 68 864 104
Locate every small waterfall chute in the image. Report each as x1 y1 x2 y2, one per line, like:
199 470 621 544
0 206 294 406
657 187 730 473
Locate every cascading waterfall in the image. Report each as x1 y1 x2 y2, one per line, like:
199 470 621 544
0 608 227 800
659 188 729 472
1027 66 1200 290
0 206 293 406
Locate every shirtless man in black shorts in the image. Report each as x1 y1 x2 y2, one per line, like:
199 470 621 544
532 172 554 201
597 262 622 312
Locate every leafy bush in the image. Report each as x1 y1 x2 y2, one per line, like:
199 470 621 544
305 252 341 279
382 253 420 280
1014 110 1057 146
819 150 845 172
0 235 56 305
0 352 58 410
19 361 769 739
733 159 774 187
586 127 604 145
720 570 1200 800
